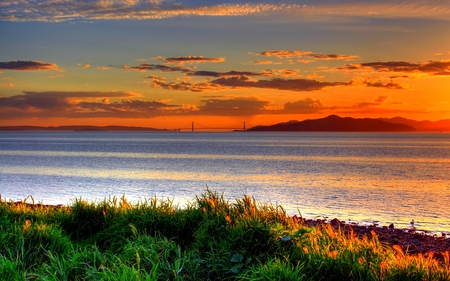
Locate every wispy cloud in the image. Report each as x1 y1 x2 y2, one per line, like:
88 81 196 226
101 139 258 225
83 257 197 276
2 1 449 22
0 60 62 72
0 1 288 22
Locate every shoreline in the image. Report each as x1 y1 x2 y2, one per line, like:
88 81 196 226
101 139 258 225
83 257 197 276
298 217 450 257
8 200 450 257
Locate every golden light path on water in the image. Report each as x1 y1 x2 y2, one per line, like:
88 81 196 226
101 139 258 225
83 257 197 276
1 150 449 164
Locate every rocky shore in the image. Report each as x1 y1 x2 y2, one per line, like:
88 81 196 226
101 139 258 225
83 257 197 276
299 217 450 260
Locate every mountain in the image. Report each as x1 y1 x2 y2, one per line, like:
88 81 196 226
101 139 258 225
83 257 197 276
0 125 167 132
247 115 416 132
379 117 450 131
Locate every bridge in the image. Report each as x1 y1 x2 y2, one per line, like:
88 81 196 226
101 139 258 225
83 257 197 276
175 121 250 132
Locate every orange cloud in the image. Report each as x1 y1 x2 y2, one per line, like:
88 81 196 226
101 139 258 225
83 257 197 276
257 50 357 61
0 60 62 72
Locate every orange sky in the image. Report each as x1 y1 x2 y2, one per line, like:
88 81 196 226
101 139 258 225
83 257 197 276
1 1 450 129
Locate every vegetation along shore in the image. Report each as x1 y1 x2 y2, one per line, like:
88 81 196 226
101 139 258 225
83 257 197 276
1 190 449 280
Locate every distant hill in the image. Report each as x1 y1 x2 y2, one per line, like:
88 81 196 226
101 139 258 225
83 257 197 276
247 115 416 132
0 125 167 132
379 117 450 131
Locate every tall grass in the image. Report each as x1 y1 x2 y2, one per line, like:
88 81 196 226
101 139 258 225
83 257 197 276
0 189 449 280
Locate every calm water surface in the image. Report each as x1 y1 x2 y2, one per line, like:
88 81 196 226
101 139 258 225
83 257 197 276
1 132 449 232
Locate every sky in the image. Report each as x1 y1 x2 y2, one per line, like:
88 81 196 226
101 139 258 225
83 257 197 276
1 0 450 130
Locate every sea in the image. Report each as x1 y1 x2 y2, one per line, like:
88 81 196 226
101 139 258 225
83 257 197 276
0 131 449 233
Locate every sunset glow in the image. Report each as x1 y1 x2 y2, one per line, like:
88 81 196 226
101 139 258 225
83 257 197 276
1 0 450 129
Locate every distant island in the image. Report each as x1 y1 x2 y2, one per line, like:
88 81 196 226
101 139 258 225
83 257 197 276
247 115 450 132
2 115 450 132
0 125 167 132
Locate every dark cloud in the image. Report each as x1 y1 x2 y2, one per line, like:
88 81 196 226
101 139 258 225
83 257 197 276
0 60 61 71
152 80 222 92
366 81 408 90
339 60 450 75
283 98 324 113
187 70 265 77
124 64 190 72
0 91 194 119
0 91 135 111
308 53 358 60
164 56 225 64
211 76 346 91
348 77 408 90
198 97 271 116
353 96 390 108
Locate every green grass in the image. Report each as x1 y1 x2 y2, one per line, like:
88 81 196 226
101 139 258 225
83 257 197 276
0 189 449 280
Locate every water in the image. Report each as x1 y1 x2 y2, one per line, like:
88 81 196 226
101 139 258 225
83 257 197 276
1 131 449 233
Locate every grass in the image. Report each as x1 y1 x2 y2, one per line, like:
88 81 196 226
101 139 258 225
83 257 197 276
0 189 449 280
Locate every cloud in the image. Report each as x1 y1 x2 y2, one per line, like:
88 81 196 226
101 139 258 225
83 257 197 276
147 71 407 92
198 97 271 116
283 98 324 114
210 76 346 92
0 1 290 22
163 56 225 65
349 77 408 90
151 79 222 92
0 60 62 72
149 75 347 92
257 50 357 61
123 63 190 72
0 83 14 87
1 1 450 22
258 50 312 59
254 60 282 65
339 60 450 76
187 70 265 77
366 81 408 90
78 63 90 68
353 96 390 108
0 91 200 119
97 66 111 70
